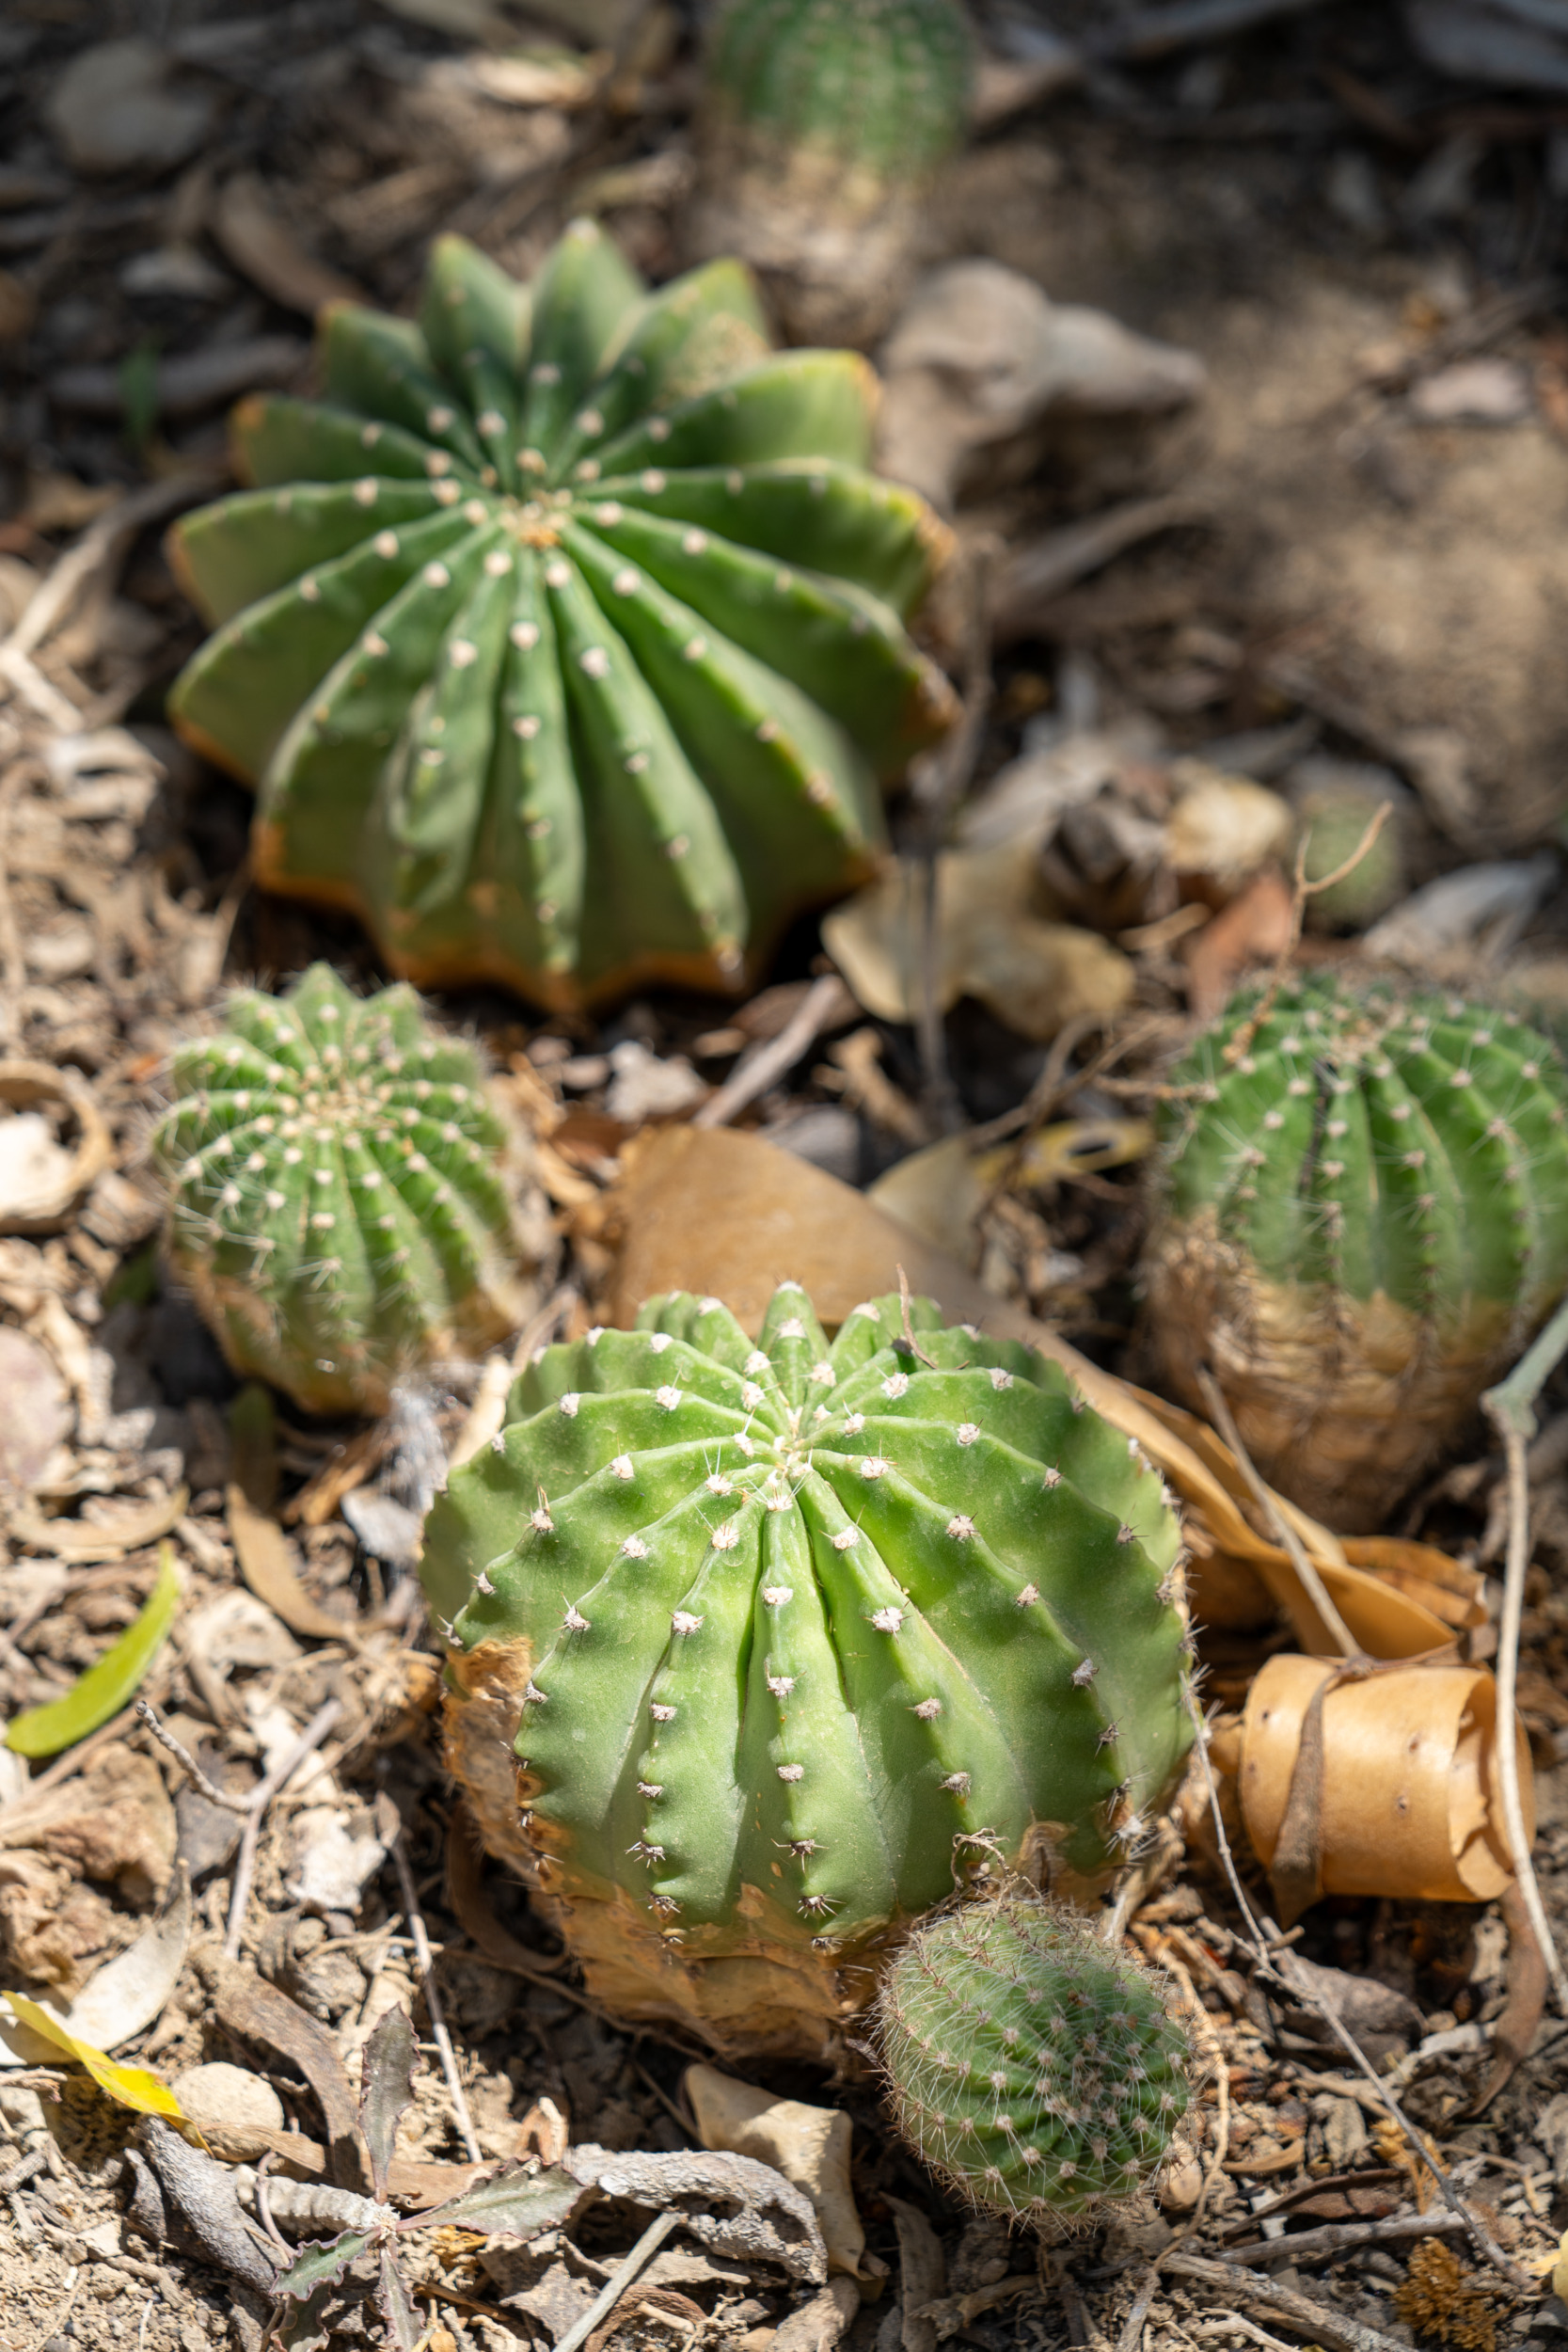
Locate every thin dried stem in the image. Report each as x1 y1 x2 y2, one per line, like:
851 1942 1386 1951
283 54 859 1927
388 1817 483 2166
135 1699 250 1815
224 1697 343 1960
1220 803 1389 1068
1194 1367 1364 1661
1481 1295 1568 2020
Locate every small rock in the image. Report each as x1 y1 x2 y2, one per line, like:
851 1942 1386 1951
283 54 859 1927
170 2062 285 2136
46 39 214 176
0 1327 71 1491
1158 2150 1204 2211
1318 2094 1369 2169
1410 358 1532 425
604 1040 707 1123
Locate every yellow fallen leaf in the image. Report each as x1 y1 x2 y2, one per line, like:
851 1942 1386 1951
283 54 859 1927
3 1992 192 2127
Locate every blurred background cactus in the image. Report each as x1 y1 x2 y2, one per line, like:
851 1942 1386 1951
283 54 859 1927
689 0 974 345
875 1893 1192 2217
1144 974 1568 1530
166 223 955 1015
421 1281 1191 2058
152 963 534 1416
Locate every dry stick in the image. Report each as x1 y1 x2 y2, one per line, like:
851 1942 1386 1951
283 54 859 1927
135 1698 250 1814
552 2208 681 2352
1480 1293 1568 2020
1182 1683 1529 2292
1115 2265 1163 2352
917 540 994 1136
1216 2211 1467 2268
1193 1367 1364 1661
388 1827 483 2166
223 1697 344 1960
693 972 851 1129
510 1280 579 1372
1220 805 1389 1071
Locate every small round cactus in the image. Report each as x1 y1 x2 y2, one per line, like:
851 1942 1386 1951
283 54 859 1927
166 222 955 1012
421 1282 1192 2058
691 0 974 344
152 963 531 1416
1145 972 1568 1530
875 1894 1192 2218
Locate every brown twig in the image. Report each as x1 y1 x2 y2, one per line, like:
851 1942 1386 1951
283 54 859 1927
551 2207 681 2352
135 1699 250 1815
1481 1299 1568 2020
386 1808 483 2166
693 973 852 1129
1216 2211 1467 2267
1193 1366 1364 1661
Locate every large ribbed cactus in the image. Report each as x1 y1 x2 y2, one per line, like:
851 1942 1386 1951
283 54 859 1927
876 1893 1191 2218
151 963 531 1416
166 223 956 1011
1145 973 1568 1531
421 1283 1191 2058
691 0 974 344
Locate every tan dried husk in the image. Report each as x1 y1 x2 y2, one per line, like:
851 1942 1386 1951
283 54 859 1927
1144 1204 1520 1534
1228 1653 1532 1908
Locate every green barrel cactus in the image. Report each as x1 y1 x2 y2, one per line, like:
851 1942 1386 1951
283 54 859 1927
166 222 956 1012
151 963 531 1417
691 0 974 344
421 1282 1192 2058
876 1893 1191 2218
1145 972 1568 1532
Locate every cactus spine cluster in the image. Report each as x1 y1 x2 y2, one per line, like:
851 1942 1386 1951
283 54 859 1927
1145 973 1568 1530
152 963 530 1416
692 0 974 344
166 222 956 1012
875 1894 1192 2218
421 1282 1192 2058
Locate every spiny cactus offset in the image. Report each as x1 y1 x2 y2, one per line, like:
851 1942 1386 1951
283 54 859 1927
875 1894 1191 2218
166 223 956 1012
1145 972 1568 1531
152 962 531 1416
692 0 974 345
421 1282 1192 2058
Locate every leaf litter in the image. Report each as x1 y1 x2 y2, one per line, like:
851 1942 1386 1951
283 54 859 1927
2 9 1568 2352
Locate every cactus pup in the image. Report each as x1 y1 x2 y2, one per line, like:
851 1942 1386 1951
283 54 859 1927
1145 973 1568 1531
690 0 974 345
152 962 533 1416
166 222 956 1013
875 1893 1192 2218
420 1282 1192 2059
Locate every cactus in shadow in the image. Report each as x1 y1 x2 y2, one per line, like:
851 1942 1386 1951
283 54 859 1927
420 1281 1191 2059
691 0 974 345
875 1892 1192 2219
1144 971 1568 1530
151 962 531 1416
166 222 956 1013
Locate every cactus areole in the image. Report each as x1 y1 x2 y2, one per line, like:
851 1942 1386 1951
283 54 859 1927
1146 973 1568 1532
876 1894 1192 2218
421 1283 1191 2058
151 962 531 1417
166 222 956 1012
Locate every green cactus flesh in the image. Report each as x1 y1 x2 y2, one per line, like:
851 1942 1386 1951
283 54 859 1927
876 1895 1191 2219
151 962 529 1417
705 0 974 198
1147 971 1568 1529
166 223 957 1011
422 1282 1191 2054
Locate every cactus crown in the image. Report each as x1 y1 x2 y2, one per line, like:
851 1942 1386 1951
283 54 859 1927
875 1893 1192 2219
422 1283 1191 1974
705 0 974 193
1157 973 1568 1337
152 961 527 1416
166 222 956 1012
